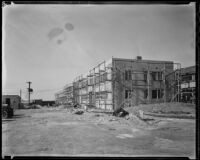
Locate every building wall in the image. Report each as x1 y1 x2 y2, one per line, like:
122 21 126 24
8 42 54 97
112 58 174 110
2 95 21 109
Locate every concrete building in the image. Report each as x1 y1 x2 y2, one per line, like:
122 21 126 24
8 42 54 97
55 83 74 105
73 57 179 111
2 95 21 109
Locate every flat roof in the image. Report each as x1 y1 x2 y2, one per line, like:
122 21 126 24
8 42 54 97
3 95 20 97
112 57 174 64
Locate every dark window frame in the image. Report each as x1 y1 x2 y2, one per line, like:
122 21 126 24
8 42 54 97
144 89 148 99
125 70 132 81
152 89 164 99
125 90 131 99
151 72 163 81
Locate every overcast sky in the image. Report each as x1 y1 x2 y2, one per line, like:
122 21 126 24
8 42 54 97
3 3 195 100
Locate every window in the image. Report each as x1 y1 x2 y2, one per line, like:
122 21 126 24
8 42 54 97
99 75 103 83
125 90 131 99
144 89 148 99
125 70 132 80
152 90 157 99
151 72 163 81
152 89 164 99
151 72 156 81
144 72 147 81
103 73 107 81
95 76 100 84
158 72 163 80
192 75 195 81
89 78 94 85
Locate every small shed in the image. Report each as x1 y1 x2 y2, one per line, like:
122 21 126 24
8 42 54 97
2 95 21 109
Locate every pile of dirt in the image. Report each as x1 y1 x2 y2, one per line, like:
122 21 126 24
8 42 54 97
74 110 84 115
57 105 70 109
69 104 86 115
124 102 195 116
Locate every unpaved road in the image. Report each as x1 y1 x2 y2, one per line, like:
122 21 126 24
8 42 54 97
2 108 195 158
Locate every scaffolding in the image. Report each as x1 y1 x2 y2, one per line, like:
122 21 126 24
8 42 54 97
73 59 113 110
73 58 182 110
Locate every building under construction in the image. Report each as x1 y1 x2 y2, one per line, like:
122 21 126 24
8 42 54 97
180 66 195 103
72 56 181 111
55 83 74 105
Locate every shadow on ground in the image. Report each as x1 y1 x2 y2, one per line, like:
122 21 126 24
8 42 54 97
2 114 31 123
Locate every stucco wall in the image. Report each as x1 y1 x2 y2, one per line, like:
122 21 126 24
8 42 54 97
112 58 174 111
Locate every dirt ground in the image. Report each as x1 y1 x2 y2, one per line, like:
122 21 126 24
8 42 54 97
2 107 195 158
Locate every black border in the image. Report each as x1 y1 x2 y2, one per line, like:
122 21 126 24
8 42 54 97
2 1 199 160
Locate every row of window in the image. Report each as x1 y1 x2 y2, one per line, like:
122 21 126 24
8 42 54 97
80 92 109 99
125 89 164 99
88 73 110 85
124 70 163 81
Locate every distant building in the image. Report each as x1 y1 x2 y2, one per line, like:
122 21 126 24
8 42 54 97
165 65 196 104
32 99 43 105
31 99 55 106
180 66 196 103
42 100 55 106
2 95 21 109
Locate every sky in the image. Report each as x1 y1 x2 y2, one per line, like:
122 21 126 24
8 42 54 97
3 3 195 100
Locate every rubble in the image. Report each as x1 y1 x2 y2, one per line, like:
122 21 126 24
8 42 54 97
73 103 81 109
109 118 118 122
113 107 129 117
74 110 84 115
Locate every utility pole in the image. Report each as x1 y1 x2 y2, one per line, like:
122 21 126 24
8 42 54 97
27 81 32 105
20 89 22 98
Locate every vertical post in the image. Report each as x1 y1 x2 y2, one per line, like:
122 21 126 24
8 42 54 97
104 61 106 110
147 63 150 103
20 89 22 99
163 63 166 103
112 58 115 111
177 63 181 102
94 68 96 108
99 64 101 109
20 89 22 107
27 81 32 105
131 63 133 107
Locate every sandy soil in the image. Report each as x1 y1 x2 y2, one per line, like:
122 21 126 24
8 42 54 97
2 107 195 158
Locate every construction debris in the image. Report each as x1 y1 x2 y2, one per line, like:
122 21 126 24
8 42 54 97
113 107 129 117
94 114 101 117
74 110 84 115
109 118 118 121
73 103 81 109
